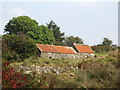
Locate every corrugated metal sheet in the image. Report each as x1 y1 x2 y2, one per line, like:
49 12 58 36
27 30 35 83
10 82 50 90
74 43 94 53
36 44 77 54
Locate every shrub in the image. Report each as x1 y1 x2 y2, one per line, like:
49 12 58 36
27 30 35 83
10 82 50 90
2 61 29 88
91 46 116 53
76 60 119 88
19 71 57 88
2 34 37 62
2 61 57 88
108 50 119 68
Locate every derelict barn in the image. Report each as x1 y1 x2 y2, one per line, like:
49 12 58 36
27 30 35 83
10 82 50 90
36 43 94 59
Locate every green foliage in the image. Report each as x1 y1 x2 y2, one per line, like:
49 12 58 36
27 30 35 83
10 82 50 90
108 50 120 68
2 33 37 62
4 16 55 45
102 38 112 46
10 51 119 88
75 61 119 88
91 46 116 53
64 36 83 46
46 20 65 45
4 16 39 34
27 25 55 44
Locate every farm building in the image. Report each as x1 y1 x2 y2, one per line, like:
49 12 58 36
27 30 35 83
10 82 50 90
73 43 95 58
36 43 94 59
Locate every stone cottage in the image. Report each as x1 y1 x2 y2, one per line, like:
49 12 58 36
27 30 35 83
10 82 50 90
36 43 94 59
72 43 95 58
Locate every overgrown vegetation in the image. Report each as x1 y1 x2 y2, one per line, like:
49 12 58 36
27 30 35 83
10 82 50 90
91 45 117 53
2 15 119 88
2 33 37 62
2 61 29 88
6 50 119 88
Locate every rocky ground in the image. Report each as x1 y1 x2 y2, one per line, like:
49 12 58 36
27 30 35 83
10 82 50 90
14 65 79 75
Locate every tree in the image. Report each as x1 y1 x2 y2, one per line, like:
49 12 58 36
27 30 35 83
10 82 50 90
64 36 83 46
46 20 65 45
27 25 55 44
4 16 39 34
4 16 55 44
2 33 37 61
102 38 112 46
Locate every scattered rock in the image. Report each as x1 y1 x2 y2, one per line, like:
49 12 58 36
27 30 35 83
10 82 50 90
43 70 47 73
24 71 32 74
75 67 78 70
70 73 74 76
14 65 79 75
32 65 35 67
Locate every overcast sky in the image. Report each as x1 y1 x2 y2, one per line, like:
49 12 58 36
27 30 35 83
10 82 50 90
0 0 118 45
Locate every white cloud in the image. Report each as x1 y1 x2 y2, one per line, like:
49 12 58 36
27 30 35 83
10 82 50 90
1 8 29 34
7 8 28 17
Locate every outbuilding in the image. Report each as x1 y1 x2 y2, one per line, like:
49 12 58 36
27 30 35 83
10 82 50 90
36 43 95 59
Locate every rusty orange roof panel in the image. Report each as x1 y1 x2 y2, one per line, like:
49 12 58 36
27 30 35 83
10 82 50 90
36 44 58 53
54 46 77 54
36 44 77 54
74 43 94 53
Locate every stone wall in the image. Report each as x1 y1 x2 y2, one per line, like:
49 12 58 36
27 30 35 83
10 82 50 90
40 52 94 59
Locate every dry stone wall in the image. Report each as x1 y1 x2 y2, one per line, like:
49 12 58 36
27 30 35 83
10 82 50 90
41 52 94 59
14 65 79 75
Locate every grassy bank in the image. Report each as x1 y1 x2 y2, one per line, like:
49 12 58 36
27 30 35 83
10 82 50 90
3 50 119 88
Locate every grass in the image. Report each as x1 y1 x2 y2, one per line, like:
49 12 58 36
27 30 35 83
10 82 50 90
10 57 83 68
9 50 119 88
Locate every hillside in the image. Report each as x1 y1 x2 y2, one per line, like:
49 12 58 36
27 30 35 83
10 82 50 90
3 50 119 88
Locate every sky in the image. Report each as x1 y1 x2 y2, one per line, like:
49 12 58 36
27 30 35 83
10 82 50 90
0 0 118 46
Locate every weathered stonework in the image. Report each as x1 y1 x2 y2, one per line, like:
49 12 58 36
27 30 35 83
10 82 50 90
36 43 95 59
40 52 94 59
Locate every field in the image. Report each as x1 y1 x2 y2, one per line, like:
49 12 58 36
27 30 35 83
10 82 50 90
3 50 119 88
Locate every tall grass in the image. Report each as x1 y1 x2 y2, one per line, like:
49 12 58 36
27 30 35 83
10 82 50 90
8 50 119 88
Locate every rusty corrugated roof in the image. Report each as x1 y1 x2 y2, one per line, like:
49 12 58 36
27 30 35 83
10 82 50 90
36 44 77 54
54 46 77 54
36 44 58 53
74 43 94 53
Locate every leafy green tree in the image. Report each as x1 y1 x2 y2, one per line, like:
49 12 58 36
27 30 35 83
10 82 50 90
4 16 39 34
27 25 55 44
64 36 83 46
2 33 37 61
4 16 55 44
102 38 112 46
46 20 65 45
